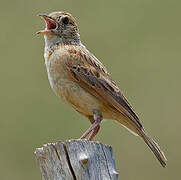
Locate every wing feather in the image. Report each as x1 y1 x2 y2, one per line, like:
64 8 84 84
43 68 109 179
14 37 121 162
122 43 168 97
65 49 143 129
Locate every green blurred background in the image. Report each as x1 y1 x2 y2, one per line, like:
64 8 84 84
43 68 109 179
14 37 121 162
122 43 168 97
0 0 180 179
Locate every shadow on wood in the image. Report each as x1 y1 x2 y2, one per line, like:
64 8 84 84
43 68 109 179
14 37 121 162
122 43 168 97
35 139 119 180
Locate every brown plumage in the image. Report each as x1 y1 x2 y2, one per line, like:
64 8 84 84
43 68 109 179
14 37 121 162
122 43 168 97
37 11 167 167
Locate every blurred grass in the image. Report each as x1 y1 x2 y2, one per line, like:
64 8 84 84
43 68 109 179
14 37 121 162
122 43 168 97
0 0 180 179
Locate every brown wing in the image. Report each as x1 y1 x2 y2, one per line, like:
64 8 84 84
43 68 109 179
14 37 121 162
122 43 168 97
65 48 143 130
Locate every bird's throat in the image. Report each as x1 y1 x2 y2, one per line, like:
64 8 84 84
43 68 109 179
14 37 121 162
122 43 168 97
44 33 81 50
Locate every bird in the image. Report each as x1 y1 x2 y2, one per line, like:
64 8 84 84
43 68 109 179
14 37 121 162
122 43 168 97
37 11 167 167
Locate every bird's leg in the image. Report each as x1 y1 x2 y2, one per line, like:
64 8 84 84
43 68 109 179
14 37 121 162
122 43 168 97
88 125 100 141
80 109 103 140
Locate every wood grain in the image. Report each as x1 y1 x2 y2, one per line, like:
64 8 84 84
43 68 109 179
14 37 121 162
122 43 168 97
35 139 119 180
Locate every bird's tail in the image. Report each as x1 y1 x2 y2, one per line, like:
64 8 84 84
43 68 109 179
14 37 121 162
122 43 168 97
139 129 167 167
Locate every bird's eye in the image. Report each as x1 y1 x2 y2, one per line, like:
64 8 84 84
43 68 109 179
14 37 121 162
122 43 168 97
62 17 69 25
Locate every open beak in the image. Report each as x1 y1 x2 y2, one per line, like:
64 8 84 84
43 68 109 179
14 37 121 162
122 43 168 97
37 14 57 34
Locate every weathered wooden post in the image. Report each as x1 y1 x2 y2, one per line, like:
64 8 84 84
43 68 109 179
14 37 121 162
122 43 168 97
35 139 119 180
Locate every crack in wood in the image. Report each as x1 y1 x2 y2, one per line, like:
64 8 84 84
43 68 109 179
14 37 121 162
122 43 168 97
52 143 61 160
63 143 77 180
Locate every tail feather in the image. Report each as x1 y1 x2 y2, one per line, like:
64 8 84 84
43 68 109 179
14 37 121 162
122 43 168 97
140 129 167 167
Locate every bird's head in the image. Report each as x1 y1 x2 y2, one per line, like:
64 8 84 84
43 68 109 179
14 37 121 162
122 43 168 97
37 12 80 45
